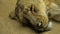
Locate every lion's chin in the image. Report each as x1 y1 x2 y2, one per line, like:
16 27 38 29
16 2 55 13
34 21 52 32
45 21 52 30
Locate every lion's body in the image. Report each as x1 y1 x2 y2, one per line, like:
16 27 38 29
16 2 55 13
48 3 60 22
45 0 60 22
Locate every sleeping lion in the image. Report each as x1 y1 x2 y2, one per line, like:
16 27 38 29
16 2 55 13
9 0 52 32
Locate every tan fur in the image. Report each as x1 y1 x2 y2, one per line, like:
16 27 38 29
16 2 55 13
45 0 60 22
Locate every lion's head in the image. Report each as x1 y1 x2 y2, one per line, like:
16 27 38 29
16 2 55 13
9 0 52 32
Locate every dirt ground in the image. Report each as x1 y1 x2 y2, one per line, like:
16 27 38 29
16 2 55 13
0 0 60 34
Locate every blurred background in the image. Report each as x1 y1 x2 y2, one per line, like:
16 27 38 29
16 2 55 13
0 0 60 34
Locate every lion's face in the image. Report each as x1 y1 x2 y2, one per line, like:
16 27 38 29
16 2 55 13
16 5 50 31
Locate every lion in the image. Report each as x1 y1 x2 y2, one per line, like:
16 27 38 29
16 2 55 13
9 0 52 32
